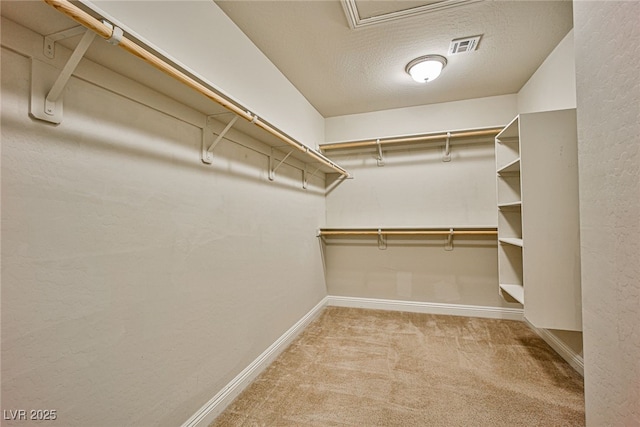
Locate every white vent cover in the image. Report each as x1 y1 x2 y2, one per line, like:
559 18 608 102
448 35 482 55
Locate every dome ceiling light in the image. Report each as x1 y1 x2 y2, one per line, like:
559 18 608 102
405 55 448 83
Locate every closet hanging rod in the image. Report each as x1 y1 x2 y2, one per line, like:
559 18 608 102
319 128 502 151
318 228 498 236
42 0 350 178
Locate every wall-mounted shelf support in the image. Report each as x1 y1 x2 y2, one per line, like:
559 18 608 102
269 148 294 181
201 114 239 164
30 28 97 124
31 20 123 125
44 29 95 113
43 25 85 59
376 139 385 166
443 132 452 162
377 229 387 250
444 228 454 250
303 165 322 190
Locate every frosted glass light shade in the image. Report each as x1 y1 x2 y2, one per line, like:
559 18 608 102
406 55 447 83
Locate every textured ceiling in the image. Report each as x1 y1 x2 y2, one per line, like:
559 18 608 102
215 0 573 117
2 1 573 121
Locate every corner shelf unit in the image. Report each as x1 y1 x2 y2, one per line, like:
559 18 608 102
495 109 582 331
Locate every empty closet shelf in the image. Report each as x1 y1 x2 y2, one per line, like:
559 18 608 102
498 237 524 247
499 284 525 304
498 201 522 209
497 158 521 174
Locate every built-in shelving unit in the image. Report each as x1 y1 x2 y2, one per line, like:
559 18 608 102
495 109 582 331
496 116 523 307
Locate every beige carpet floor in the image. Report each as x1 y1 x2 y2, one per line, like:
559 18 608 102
212 307 584 426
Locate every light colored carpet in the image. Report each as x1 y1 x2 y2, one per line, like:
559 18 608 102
212 307 584 426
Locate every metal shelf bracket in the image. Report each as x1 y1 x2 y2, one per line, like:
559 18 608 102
378 229 387 250
43 25 86 59
30 28 97 124
376 139 385 166
30 21 124 124
445 228 454 251
269 148 294 181
201 114 239 164
443 132 452 162
303 165 322 190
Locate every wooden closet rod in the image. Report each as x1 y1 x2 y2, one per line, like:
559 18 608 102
42 0 350 178
320 128 502 151
318 228 498 236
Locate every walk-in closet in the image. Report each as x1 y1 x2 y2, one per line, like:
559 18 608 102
1 1 638 426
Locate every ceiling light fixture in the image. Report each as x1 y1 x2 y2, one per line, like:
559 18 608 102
405 55 447 83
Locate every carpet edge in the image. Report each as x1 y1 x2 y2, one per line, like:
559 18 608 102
180 297 329 427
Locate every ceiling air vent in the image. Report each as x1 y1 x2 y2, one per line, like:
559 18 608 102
448 35 482 55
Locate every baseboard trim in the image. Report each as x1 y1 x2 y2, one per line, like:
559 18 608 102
326 295 524 321
525 320 584 376
181 297 328 427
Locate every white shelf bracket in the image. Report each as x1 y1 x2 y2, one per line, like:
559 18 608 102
269 148 294 181
376 139 385 166
443 132 452 162
201 114 239 164
43 26 86 59
303 165 322 190
445 228 454 251
31 22 123 124
30 28 97 124
378 229 387 250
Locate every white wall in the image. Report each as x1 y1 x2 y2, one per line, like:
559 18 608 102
574 2 640 425
1 19 327 427
324 94 518 229
323 97 519 309
325 142 498 228
82 0 325 148
325 94 517 143
324 235 507 307
517 29 576 114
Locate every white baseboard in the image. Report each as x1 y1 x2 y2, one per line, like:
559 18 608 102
181 297 328 427
525 320 584 376
326 295 524 321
